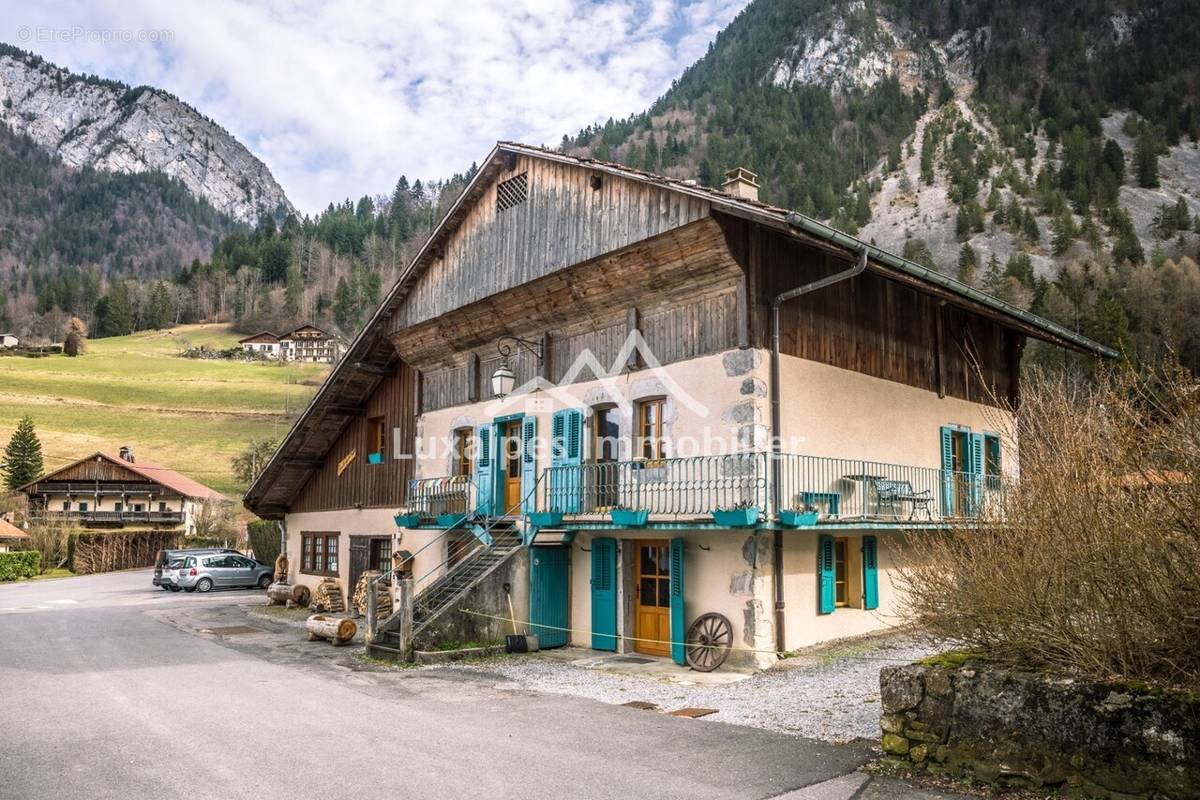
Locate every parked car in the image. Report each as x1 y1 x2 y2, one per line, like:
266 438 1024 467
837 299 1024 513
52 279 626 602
153 548 240 589
169 553 274 593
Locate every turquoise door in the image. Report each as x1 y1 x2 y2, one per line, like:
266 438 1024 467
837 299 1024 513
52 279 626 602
529 546 570 649
590 537 618 651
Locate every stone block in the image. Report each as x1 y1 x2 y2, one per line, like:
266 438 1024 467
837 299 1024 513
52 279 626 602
909 744 929 763
880 714 905 734
881 733 910 755
880 664 925 713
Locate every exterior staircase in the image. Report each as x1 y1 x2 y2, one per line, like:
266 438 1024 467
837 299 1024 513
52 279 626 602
367 520 524 658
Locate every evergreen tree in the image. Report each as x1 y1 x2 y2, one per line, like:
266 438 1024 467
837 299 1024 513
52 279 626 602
284 264 303 316
145 282 173 330
982 253 1004 294
1135 130 1160 188
901 238 935 269
1102 138 1126 184
957 244 978 285
1051 209 1077 255
333 276 354 331
103 281 135 337
3 415 43 490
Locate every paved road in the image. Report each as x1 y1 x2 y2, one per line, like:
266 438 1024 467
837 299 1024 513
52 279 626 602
0 571 953 800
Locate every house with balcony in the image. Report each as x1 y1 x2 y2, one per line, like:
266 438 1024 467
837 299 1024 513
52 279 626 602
238 325 345 363
19 447 228 535
243 142 1113 669
238 331 282 358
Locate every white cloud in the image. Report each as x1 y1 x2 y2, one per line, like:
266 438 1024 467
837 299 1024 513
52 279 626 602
4 0 748 214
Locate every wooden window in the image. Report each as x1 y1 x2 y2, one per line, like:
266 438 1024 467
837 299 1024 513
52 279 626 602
78 501 88 512
61 501 69 511
367 416 386 459
637 398 665 460
593 406 619 463
301 532 340 577
984 433 1002 490
452 427 473 477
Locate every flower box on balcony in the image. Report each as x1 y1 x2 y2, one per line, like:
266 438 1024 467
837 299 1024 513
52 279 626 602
527 511 564 528
367 452 384 465
609 508 650 527
393 513 420 528
712 507 760 527
779 509 819 527
437 513 465 529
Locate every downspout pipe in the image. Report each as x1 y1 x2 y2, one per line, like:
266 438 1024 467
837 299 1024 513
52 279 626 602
768 245 867 654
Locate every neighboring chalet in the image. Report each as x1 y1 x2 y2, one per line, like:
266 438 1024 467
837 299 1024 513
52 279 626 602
238 325 344 364
0 516 28 552
20 447 227 535
0 333 19 349
245 143 1113 668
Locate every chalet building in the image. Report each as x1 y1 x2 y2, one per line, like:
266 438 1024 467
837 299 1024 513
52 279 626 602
244 143 1113 668
0 516 28 552
20 447 228 535
237 331 282 358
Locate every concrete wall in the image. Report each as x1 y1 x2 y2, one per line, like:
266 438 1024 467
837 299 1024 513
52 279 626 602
413 549 529 649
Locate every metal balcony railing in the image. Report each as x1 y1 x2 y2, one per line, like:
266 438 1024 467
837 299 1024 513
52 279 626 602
543 452 769 519
535 451 1005 525
33 510 185 525
404 475 476 520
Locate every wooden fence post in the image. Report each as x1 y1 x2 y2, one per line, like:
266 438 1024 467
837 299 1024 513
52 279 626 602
397 577 414 662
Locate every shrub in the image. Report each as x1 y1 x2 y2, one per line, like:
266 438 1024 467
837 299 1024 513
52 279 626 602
247 520 280 565
897 363 1200 689
0 551 41 581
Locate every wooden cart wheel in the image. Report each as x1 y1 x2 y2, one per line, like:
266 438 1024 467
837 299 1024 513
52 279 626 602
685 612 733 672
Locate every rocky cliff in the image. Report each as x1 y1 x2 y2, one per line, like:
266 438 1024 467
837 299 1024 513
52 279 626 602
0 46 293 224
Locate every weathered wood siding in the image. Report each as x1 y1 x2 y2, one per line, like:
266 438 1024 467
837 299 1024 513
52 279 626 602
292 362 418 512
41 458 141 483
719 214 1016 406
388 154 710 331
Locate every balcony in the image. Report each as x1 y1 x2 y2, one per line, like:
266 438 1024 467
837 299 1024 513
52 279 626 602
538 452 1002 529
33 510 186 527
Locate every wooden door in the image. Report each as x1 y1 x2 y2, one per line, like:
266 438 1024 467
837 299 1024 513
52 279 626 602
502 419 523 513
634 540 671 657
348 536 369 591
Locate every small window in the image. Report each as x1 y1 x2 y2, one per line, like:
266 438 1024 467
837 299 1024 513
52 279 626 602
114 502 123 512
593 406 619 463
637 398 666 460
496 172 528 213
158 501 168 513
452 427 473 477
301 532 340 576
78 501 89 512
62 501 69 511
834 539 848 607
367 416 386 460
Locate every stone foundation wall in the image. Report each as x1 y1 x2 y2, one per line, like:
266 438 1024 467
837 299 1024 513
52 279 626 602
879 659 1200 799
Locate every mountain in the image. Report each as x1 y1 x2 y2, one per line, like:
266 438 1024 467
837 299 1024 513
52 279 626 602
566 0 1200 371
0 44 293 224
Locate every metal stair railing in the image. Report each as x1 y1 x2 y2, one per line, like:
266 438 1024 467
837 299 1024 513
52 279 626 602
366 473 543 645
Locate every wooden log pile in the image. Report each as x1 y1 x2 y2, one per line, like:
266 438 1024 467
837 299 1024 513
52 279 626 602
311 577 345 614
266 582 311 608
305 614 357 646
351 570 392 618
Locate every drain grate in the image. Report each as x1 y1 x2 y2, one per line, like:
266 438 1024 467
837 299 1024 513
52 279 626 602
621 701 660 711
669 707 718 719
204 625 262 636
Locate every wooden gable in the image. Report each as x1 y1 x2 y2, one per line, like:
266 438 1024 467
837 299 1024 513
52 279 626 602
386 152 710 333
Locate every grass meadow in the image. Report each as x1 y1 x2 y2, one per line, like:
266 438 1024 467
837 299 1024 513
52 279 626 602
0 324 327 497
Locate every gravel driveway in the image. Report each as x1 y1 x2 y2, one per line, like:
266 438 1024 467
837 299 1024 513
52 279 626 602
439 632 939 743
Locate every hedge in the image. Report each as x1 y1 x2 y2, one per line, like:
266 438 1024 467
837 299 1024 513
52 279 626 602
0 551 41 582
247 520 280 565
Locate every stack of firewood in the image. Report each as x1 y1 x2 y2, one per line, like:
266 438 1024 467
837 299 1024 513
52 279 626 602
351 570 392 617
312 577 345 614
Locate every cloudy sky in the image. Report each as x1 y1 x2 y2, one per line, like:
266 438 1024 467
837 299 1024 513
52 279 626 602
5 0 748 214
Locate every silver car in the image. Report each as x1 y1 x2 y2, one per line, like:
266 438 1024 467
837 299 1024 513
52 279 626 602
168 553 273 593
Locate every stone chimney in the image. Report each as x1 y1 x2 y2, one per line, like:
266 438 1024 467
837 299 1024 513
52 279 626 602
722 167 760 202
119 446 135 464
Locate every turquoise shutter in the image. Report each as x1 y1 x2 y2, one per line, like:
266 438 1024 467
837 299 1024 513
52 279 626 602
590 538 618 651
968 432 984 515
939 426 955 517
474 424 493 516
669 537 686 665
521 415 538 513
862 536 879 610
818 535 835 614
549 409 583 513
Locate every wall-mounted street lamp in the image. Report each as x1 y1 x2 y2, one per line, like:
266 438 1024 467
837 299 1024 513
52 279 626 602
491 335 544 399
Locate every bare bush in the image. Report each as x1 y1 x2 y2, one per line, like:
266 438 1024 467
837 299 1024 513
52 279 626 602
896 362 1200 689
25 518 70 573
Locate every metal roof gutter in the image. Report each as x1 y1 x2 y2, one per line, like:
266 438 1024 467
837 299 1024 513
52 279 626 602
783 212 1119 359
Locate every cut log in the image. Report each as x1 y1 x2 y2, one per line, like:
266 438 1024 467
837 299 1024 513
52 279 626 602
266 582 292 606
290 584 311 606
306 614 357 645
311 577 344 613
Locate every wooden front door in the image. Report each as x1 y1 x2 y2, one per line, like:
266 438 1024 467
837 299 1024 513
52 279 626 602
634 540 671 657
501 419 523 514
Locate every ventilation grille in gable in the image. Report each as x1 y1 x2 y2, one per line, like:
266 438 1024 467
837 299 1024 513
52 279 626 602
496 172 528 214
